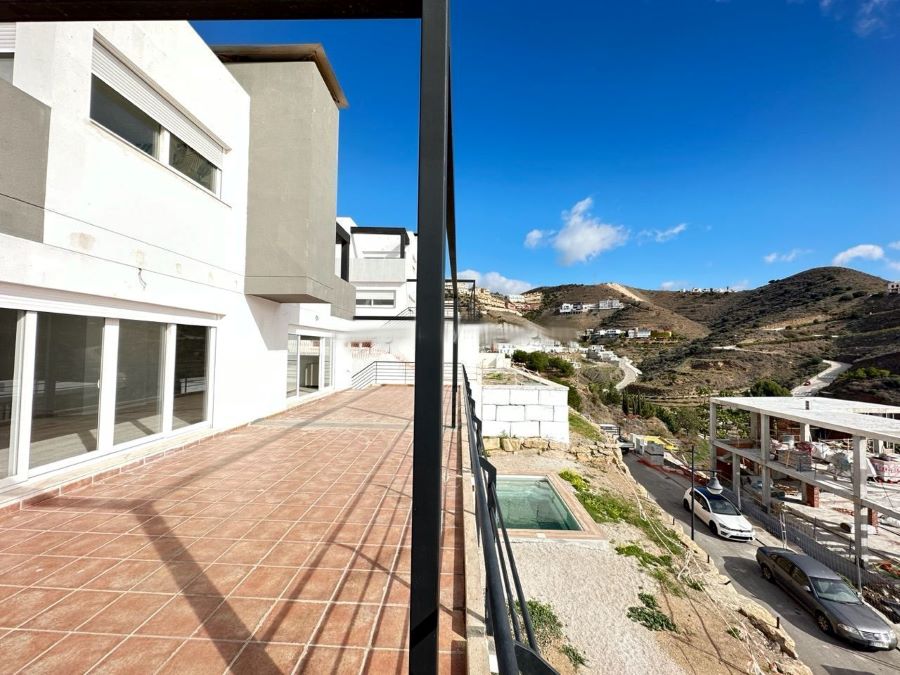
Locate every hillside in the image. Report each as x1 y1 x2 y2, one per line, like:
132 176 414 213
527 267 900 404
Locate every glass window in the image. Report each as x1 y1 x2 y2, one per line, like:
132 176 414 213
0 308 19 479
169 134 217 192
775 556 794 575
791 568 809 588
30 313 103 469
114 320 164 445
299 336 321 395
173 325 208 429
708 496 740 515
356 291 396 307
810 577 861 604
90 76 159 156
287 334 299 397
322 337 332 388
0 55 13 84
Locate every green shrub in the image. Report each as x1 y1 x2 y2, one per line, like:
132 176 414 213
568 413 601 441
627 593 677 632
547 355 575 377
517 599 563 651
748 379 791 397
560 643 587 669
559 470 590 492
526 351 550 372
568 386 583 411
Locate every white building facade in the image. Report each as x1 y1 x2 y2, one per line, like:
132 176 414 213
0 22 355 494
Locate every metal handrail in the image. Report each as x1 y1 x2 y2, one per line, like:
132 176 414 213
351 361 461 389
461 366 558 675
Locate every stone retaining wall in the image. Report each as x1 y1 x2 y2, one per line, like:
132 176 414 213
479 375 569 443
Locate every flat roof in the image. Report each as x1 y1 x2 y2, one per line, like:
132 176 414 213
213 44 349 109
712 396 900 444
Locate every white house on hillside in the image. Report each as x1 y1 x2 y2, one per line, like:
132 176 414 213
0 22 357 489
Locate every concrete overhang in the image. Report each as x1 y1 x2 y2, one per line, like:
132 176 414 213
213 44 349 109
245 274 356 318
712 396 900 446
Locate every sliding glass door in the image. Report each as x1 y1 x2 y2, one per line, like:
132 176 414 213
30 313 103 469
173 324 208 429
299 336 321 395
287 334 299 397
287 333 334 398
0 309 19 479
114 320 165 445
1 304 214 478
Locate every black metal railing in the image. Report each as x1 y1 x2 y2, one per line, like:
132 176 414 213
351 361 416 389
351 361 462 390
461 366 558 675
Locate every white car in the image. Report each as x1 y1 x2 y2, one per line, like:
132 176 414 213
682 486 755 541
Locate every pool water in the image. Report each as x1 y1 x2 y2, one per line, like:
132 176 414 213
495 477 581 530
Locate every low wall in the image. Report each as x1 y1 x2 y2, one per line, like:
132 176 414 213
480 372 569 443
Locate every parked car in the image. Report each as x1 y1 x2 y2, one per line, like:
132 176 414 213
756 547 898 650
682 486 754 541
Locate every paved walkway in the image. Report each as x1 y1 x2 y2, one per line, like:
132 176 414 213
0 386 465 674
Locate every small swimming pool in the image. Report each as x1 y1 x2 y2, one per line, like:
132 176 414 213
496 476 581 531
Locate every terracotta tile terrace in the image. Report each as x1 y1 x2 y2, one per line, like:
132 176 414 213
0 386 466 674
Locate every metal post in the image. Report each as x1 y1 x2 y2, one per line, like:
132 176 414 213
852 435 868 580
447 94 458 429
410 0 449 672
691 444 696 541
732 451 741 509
760 414 772 511
451 297 459 427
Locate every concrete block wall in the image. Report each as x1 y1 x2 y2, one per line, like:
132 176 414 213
479 373 569 443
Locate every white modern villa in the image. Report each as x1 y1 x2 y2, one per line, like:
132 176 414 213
0 22 362 497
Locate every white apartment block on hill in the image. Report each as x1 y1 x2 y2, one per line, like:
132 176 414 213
0 22 358 490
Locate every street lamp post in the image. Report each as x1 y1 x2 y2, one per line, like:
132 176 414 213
690 443 724 541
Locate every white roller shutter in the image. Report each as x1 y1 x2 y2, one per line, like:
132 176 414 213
0 23 15 52
91 40 224 168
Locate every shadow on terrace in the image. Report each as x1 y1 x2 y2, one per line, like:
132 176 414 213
0 386 465 674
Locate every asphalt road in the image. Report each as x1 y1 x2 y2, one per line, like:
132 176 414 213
616 358 641 391
792 360 851 397
625 455 900 675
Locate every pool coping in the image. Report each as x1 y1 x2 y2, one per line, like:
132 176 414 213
499 472 604 540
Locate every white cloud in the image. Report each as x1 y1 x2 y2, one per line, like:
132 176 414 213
660 280 689 291
887 260 900 272
763 248 811 264
854 0 895 36
832 243 885 266
888 241 900 250
638 223 688 244
731 279 751 291
458 269 532 296
656 223 687 243
813 0 897 36
524 229 548 249
551 197 629 265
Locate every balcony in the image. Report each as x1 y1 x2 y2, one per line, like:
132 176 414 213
349 258 407 284
0 386 465 673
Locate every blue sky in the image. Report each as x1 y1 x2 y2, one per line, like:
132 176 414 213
194 0 900 294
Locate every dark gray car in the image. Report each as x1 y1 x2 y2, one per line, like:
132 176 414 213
756 547 898 650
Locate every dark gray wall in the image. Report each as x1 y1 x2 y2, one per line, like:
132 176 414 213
0 77 50 242
226 61 355 319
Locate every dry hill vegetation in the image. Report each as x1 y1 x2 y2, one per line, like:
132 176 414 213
528 267 900 404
